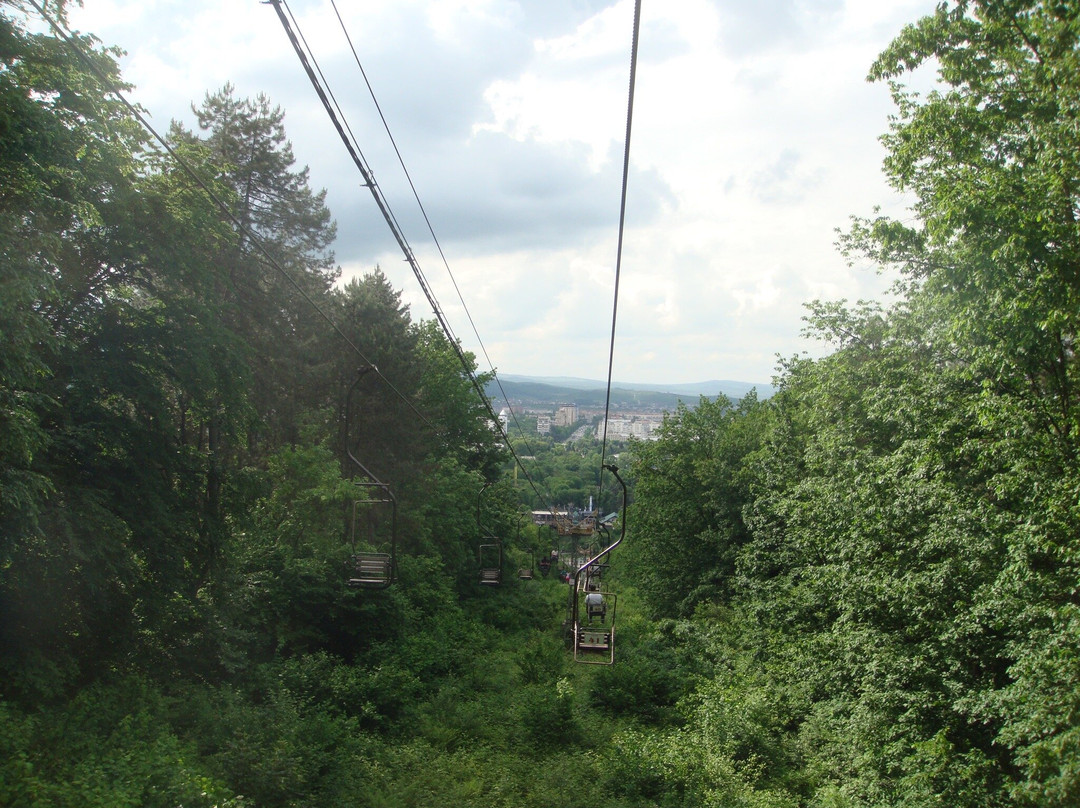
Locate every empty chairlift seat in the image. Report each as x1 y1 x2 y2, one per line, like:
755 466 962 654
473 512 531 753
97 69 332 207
343 368 398 591
348 552 392 588
476 484 503 586
478 542 502 585
518 551 535 580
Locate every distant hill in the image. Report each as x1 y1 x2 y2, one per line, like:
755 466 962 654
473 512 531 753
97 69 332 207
484 375 773 410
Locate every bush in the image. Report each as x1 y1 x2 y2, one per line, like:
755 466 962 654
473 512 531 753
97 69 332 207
589 655 682 723
516 678 581 750
516 634 566 685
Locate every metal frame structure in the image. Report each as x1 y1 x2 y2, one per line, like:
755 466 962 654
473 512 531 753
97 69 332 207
571 464 627 664
344 367 396 590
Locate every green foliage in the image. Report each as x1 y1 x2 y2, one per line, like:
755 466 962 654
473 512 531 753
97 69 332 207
831 1 1080 801
516 633 566 685
604 725 799 808
0 684 242 808
628 393 769 617
516 678 581 750
413 318 507 475
588 652 682 724
508 434 620 515
0 4 252 698
10 2 1080 806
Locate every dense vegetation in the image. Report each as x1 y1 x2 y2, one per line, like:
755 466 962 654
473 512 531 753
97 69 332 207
3 0 1080 805
506 429 627 516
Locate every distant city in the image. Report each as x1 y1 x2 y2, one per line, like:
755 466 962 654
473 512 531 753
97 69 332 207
501 403 662 440
487 374 774 441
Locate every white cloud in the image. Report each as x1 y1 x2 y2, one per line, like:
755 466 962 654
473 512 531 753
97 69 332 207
63 0 940 385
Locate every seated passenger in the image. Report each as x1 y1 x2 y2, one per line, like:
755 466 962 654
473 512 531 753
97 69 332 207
585 591 606 623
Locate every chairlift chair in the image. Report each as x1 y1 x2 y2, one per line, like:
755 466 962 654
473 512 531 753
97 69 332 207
584 560 609 590
347 494 394 589
348 553 392 586
479 542 502 585
575 590 617 663
477 482 503 586
517 551 535 580
570 464 627 665
343 367 397 590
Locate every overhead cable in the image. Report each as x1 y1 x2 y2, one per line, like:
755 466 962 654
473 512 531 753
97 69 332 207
325 0 546 466
598 0 643 502
269 0 556 513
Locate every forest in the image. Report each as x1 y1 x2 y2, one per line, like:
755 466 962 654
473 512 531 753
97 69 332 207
2 0 1080 805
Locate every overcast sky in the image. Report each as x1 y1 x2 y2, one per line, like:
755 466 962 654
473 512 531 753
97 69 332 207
63 0 940 387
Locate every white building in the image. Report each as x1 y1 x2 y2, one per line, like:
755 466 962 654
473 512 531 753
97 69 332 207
596 416 658 441
554 404 578 427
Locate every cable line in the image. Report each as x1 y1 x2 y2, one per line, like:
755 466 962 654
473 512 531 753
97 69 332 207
26 0 439 435
597 0 643 507
269 0 556 514
325 0 546 466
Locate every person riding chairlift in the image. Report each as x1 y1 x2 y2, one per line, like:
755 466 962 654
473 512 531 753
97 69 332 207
585 589 606 623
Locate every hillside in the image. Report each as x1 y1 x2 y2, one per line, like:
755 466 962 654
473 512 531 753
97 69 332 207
7 4 1080 807
486 374 773 410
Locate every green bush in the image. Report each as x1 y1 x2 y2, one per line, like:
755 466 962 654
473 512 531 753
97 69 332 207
516 678 581 750
516 634 566 685
589 655 682 723
0 684 242 808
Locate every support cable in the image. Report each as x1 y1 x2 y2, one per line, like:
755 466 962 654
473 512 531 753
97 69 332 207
597 0 643 508
326 0 545 465
270 0 555 514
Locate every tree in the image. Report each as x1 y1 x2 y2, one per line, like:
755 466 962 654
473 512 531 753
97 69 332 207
737 302 1014 805
170 84 339 455
628 394 768 618
842 3 1080 802
0 4 160 695
331 269 423 490
412 318 505 477
0 6 256 695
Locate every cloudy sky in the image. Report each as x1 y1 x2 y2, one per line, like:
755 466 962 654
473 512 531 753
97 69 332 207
63 0 940 387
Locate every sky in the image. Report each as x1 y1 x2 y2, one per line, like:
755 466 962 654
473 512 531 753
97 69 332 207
61 0 941 387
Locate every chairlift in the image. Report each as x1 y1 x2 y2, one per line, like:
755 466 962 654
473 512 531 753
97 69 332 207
572 464 627 665
343 367 396 590
577 590 617 662
518 551 535 580
347 495 394 588
479 543 502 585
477 482 502 586
584 560 609 589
